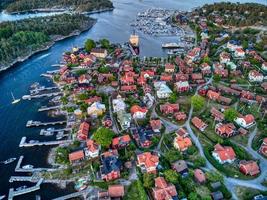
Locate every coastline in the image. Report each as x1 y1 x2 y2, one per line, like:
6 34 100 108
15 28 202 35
0 19 97 73
7 7 114 15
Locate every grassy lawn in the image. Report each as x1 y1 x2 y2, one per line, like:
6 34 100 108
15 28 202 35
196 185 211 197
42 160 95 180
236 186 267 200
232 134 249 146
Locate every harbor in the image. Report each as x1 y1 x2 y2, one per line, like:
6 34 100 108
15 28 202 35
19 137 72 147
15 156 59 173
8 179 43 200
26 120 66 127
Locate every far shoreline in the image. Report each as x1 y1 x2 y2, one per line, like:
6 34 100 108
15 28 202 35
0 18 98 74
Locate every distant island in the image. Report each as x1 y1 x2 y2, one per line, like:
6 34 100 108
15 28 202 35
198 2 267 27
0 0 113 13
0 14 96 71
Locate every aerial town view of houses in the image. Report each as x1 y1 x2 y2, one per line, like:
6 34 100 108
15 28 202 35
1 1 267 200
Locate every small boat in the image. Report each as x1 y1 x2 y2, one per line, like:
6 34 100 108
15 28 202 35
15 185 27 191
22 165 34 169
78 185 87 191
0 195 6 200
29 140 39 144
11 92 20 104
1 157 16 165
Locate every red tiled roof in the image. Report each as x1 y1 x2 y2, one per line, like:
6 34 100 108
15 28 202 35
176 128 188 137
86 139 99 153
194 169 206 183
207 90 220 100
213 144 236 162
243 114 255 124
69 150 84 162
77 122 90 140
130 105 148 114
137 152 159 169
152 177 177 200
150 120 162 130
174 136 192 151
239 160 260 176
108 185 124 197
191 117 207 130
120 85 137 91
84 96 102 104
112 135 131 147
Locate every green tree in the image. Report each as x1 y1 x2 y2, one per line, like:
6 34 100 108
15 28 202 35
213 74 221 83
85 39 96 52
188 192 199 200
194 157 206 168
224 108 238 122
169 93 178 103
206 171 223 182
143 173 155 189
164 149 183 163
93 127 115 147
191 95 205 111
164 170 179 184
202 56 211 64
99 38 110 49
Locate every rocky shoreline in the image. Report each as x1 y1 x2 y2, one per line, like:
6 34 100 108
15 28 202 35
0 19 97 73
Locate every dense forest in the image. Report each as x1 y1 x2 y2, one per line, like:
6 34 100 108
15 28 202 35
0 0 113 13
0 14 95 69
200 2 267 26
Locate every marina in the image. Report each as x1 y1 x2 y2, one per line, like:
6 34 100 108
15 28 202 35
8 179 43 200
26 120 66 127
22 92 62 100
38 105 61 112
15 156 59 173
19 137 72 147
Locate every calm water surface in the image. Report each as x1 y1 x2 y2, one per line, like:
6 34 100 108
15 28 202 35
0 0 266 199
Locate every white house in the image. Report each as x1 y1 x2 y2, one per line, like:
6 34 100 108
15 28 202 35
112 96 126 113
227 41 241 51
84 139 100 158
262 62 267 71
117 110 132 130
235 114 255 129
234 48 245 58
130 105 148 119
248 70 264 82
227 62 237 70
219 52 230 64
154 81 173 99
212 144 236 164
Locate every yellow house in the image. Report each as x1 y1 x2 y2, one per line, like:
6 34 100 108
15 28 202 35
90 48 108 58
87 102 106 117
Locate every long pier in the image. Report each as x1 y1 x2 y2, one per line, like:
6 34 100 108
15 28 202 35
15 156 59 172
52 188 94 200
26 120 66 127
9 176 39 183
22 92 62 100
19 137 72 147
30 86 58 94
40 128 71 136
8 178 43 200
38 105 61 112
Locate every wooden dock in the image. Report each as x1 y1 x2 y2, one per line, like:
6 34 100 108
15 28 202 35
30 86 58 93
38 105 61 112
8 178 43 200
22 92 62 100
19 137 72 147
52 188 94 200
15 156 59 172
40 128 71 136
26 120 66 127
